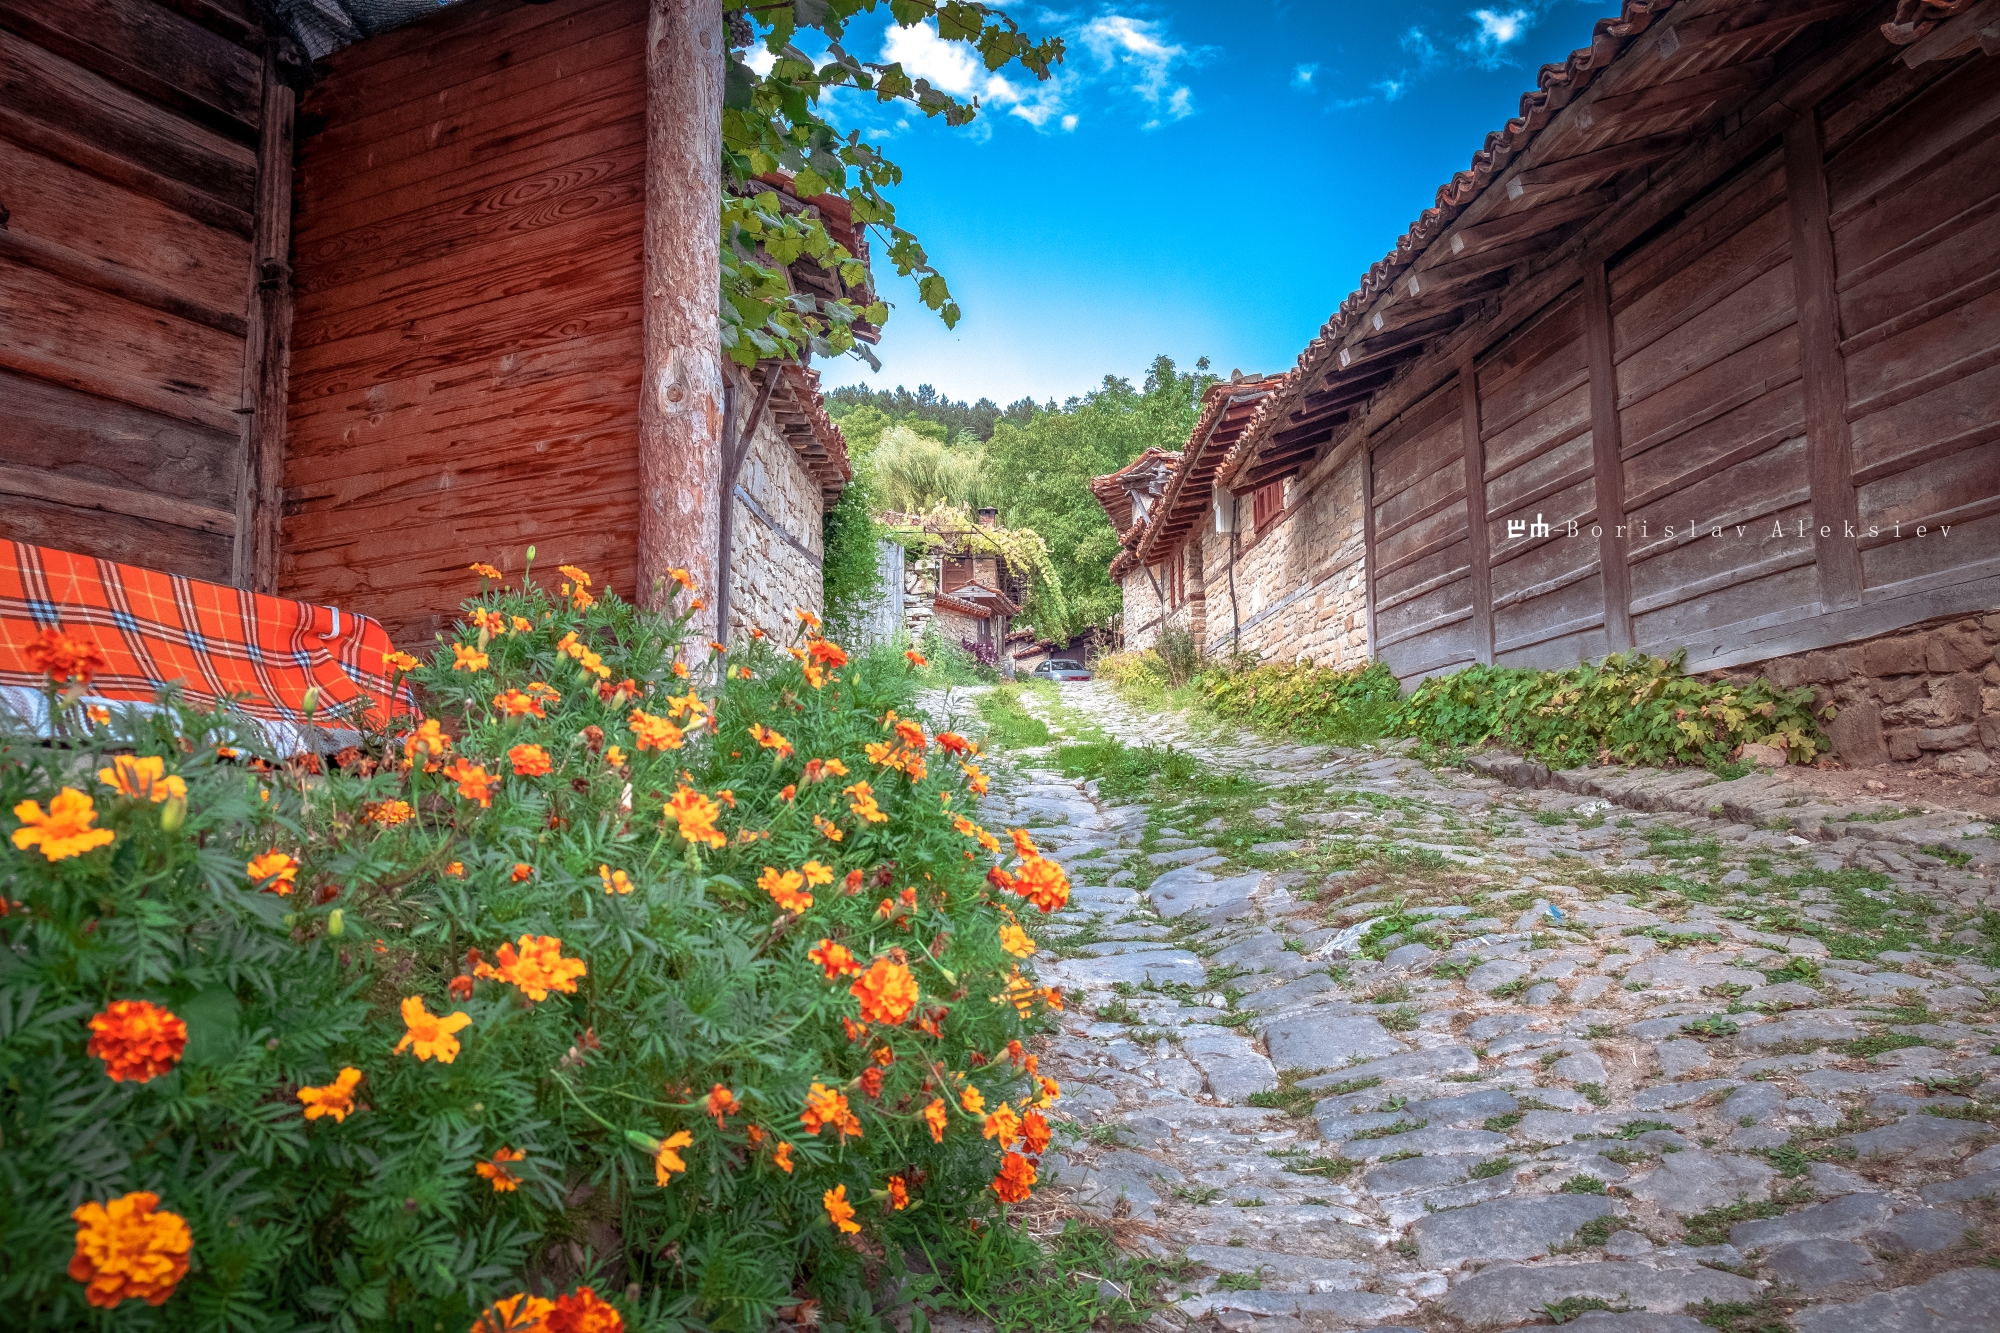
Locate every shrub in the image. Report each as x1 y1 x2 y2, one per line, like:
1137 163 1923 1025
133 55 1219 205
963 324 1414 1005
1154 627 1200 688
1 564 1069 1331
1198 660 1401 747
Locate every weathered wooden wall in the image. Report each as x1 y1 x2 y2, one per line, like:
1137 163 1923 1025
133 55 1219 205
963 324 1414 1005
0 0 286 583
281 0 647 646
1358 23 2000 685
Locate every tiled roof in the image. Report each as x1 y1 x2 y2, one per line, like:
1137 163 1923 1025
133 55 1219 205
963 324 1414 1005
766 364 852 504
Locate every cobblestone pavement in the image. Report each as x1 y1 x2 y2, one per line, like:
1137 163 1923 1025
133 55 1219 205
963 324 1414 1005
946 680 2000 1333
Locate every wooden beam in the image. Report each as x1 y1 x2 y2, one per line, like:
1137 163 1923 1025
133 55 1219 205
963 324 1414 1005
1405 235 1554 297
1576 59 1774 133
1298 365 1398 411
0 227 246 336
1507 132 1688 197
1783 111 1863 612
233 51 293 592
1458 348 1493 665
1340 311 1464 367
1662 0 1856 56
0 461 234 534
1445 188 1616 259
1369 273 1508 335
1362 442 1377 661
0 106 252 238
1581 262 1632 650
1270 411 1346 449
1899 0 2000 64
639 0 725 622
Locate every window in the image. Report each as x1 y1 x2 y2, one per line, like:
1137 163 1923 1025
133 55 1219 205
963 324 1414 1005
1252 480 1285 533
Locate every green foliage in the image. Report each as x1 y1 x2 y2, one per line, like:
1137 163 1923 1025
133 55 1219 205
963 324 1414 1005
820 472 884 640
976 685 1052 750
1197 661 1402 747
1543 1295 1617 1323
1682 1188 1811 1246
1 571 1061 1330
1393 651 1828 769
870 426 995 513
825 384 1036 444
1467 1156 1515 1179
1560 1175 1608 1195
910 1217 1187 1332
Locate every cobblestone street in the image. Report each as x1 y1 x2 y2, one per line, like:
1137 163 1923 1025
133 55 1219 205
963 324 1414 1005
951 680 2000 1333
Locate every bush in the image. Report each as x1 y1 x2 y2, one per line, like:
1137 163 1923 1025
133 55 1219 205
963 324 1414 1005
1199 660 1401 747
1 565 1069 1332
1153 627 1200 688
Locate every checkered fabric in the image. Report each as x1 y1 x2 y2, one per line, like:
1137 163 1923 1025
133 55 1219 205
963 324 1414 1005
0 541 413 745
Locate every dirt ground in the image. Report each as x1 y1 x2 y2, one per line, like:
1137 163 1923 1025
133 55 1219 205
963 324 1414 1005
1787 759 2000 822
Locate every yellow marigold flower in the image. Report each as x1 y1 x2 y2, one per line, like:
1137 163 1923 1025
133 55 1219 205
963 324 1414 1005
442 758 499 808
801 859 834 887
87 1000 186 1083
999 923 1036 958
474 1294 552 1333
628 709 684 752
605 745 626 766
924 1098 949 1142
508 743 552 777
843 781 888 824
247 850 300 895
748 723 793 758
297 1066 362 1123
802 661 827 690
476 1146 526 1192
469 607 504 632
12 788 115 861
653 1129 693 1185
758 865 812 913
886 1175 909 1210
402 718 452 764
452 643 489 672
393 995 471 1063
598 864 634 895
850 958 918 1026
98 755 186 804
982 1102 1022 1148
813 814 844 842
822 757 850 777
511 616 533 634
959 1085 985 1115
558 564 593 588
468 562 503 581
493 688 546 719
475 935 586 1002
664 690 707 721
666 784 726 849
68 1191 192 1309
823 1184 860 1234
367 799 413 826
863 740 899 769
386 650 420 673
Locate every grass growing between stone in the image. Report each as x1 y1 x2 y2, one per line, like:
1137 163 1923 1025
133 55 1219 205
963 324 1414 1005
912 1217 1194 1333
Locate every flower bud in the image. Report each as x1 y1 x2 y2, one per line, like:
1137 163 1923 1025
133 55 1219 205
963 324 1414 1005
159 794 186 832
624 1129 661 1153
301 686 320 716
326 908 344 937
282 912 297 928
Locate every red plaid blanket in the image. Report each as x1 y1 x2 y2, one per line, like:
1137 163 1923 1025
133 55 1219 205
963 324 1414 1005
0 541 412 746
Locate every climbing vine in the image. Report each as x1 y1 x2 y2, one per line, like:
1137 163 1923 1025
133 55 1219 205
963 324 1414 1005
884 503 1072 643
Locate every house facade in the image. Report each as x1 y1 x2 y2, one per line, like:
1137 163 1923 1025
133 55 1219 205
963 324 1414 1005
1102 0 2000 773
0 0 852 648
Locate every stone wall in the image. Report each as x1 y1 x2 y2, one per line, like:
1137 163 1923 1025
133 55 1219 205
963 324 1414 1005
1713 613 2000 775
1120 562 1195 652
727 414 824 643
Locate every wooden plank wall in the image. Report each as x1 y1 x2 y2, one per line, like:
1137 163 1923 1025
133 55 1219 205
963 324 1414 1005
1368 33 2000 683
281 0 647 647
0 0 279 582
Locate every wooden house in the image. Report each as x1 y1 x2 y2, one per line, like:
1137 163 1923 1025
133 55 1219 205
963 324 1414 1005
1106 0 2000 774
0 0 857 648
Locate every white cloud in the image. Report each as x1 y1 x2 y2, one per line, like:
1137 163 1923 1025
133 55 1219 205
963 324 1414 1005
1079 14 1202 127
882 22 988 97
1375 76 1406 102
1292 62 1318 90
742 44 776 76
1463 7 1529 66
1060 113 1079 131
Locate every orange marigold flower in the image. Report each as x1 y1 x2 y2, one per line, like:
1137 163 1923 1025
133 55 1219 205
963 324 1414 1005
1034 1074 1060 1108
663 690 708 722
476 1146 527 1192
801 1082 862 1140
98 755 186 804
905 649 928 667
246 850 299 896
666 785 727 849
863 740 900 769
468 562 503 580
960 1083 987 1115
1013 856 1070 913
850 958 918 1026
1009 829 1039 858
27 626 109 684
999 923 1036 958
992 1151 1036 1204
86 704 112 726
823 1184 860 1234
843 868 864 893
893 719 927 750
961 763 990 795
800 859 835 888
508 743 552 777
780 784 796 801
443 757 499 808
547 1286 624 1333
808 938 861 980
936 731 972 754
493 688 546 719
476 935 587 1002
671 660 690 678
748 723 793 758
452 643 490 672
393 995 471 1063
986 866 1015 895
386 650 421 673
87 1000 186 1083
653 1129 693 1185
772 1141 795 1173
706 1084 738 1125
841 1016 866 1047
669 567 697 591
605 744 626 766
859 1065 884 1098
511 862 534 881
367 799 413 826
795 606 822 629
598 864 634 895
983 1102 1022 1148
448 974 475 1000
446 860 466 876
924 1098 949 1142
475 1294 553 1333
873 1045 895 1067
298 1066 362 1123
1022 1109 1052 1155
801 661 827 690
844 781 888 824
822 757 850 777
558 564 593 588
813 813 844 842
68 1191 191 1309
402 718 452 764
12 788 116 861
469 607 504 633
807 637 848 667
628 709 684 752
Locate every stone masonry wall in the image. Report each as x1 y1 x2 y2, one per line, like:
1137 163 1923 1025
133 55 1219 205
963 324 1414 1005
1120 561 1196 652
1712 612 2000 775
1194 450 1370 668
727 415 824 643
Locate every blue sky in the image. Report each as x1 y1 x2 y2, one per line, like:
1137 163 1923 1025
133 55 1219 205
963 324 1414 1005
802 1 1610 406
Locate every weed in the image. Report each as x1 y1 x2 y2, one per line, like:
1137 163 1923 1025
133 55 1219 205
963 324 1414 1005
1381 1005 1421 1032
1610 1119 1676 1140
1561 1175 1608 1195
1601 1146 1651 1166
1213 1271 1262 1292
1574 1216 1618 1248
1484 1111 1525 1132
1283 1155 1361 1181
1317 1076 1382 1097
1683 1016 1741 1039
1347 1119 1428 1142
1096 1000 1141 1024
1922 844 1973 869
1173 1185 1224 1206
1433 957 1478 980
1467 1156 1516 1179
1490 979 1529 999
1246 1069 1321 1119
1688 1291 1809 1333
1577 1082 1612 1108
1369 982 1412 1005
1834 1031 1924 1059
1543 1296 1620 1323
1683 1186 1814 1246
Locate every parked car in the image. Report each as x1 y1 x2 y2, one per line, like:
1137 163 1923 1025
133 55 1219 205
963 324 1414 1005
1032 659 1092 682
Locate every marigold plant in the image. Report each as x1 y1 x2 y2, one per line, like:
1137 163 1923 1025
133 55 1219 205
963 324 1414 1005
0 561 1060 1330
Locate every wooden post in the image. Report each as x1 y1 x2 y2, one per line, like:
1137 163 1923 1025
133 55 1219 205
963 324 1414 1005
640 0 725 625
1361 440 1377 662
1582 262 1633 650
234 51 295 592
1457 347 1494 664
1784 111 1863 612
